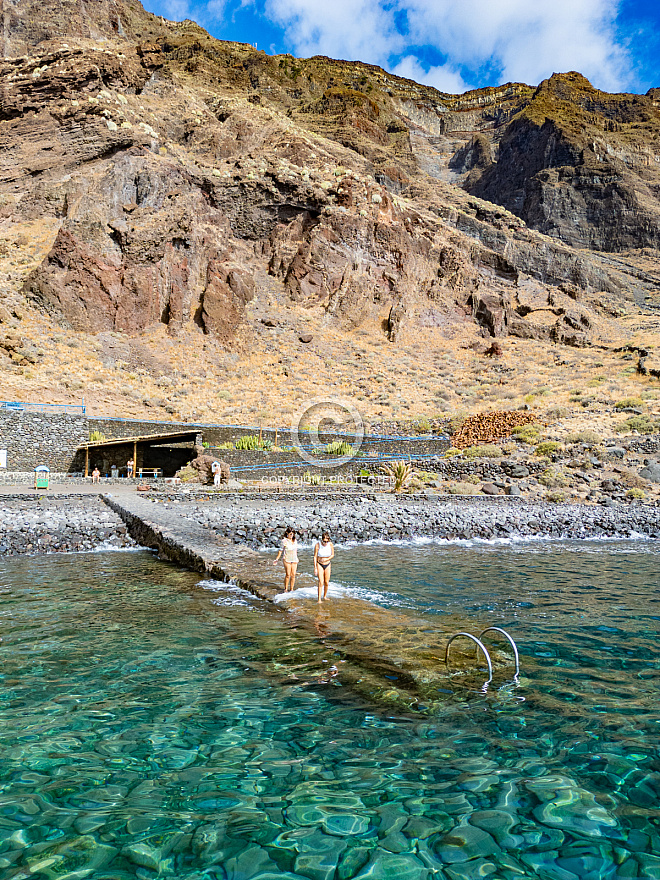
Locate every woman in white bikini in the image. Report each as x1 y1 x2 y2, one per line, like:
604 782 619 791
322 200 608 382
313 532 334 603
273 526 299 592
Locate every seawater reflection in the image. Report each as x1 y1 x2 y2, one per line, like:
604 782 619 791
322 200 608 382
1 542 659 880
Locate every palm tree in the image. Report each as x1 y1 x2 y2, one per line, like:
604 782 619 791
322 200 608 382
381 459 412 492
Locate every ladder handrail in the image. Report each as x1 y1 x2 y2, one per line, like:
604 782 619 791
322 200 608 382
479 627 520 678
444 632 493 681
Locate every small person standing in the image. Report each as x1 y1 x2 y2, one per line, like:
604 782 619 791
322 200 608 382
127 458 134 478
314 532 334 603
273 527 299 592
211 460 222 488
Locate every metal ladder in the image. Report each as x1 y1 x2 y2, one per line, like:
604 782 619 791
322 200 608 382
444 626 520 686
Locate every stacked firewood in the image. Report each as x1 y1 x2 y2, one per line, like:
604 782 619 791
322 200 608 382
451 411 538 448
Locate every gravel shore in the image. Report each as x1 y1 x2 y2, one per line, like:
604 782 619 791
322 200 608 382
0 497 135 556
184 496 660 547
1 494 658 559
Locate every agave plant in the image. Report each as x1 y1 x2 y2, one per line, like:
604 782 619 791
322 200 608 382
381 459 412 492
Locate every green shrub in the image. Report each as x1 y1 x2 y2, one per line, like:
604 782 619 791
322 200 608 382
546 490 567 503
444 447 462 457
524 387 551 403
235 435 260 450
569 389 583 400
535 441 564 457
565 430 601 446
512 424 541 444
587 376 606 387
615 397 644 409
462 444 502 459
413 418 432 435
216 441 235 450
89 430 106 442
177 464 199 483
325 440 355 455
539 467 569 488
465 473 481 484
627 487 645 501
615 415 658 435
235 435 271 451
414 470 437 483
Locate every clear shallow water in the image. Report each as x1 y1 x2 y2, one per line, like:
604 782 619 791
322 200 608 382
1 542 660 880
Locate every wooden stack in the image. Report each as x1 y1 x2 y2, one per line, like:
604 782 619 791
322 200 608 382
451 411 538 448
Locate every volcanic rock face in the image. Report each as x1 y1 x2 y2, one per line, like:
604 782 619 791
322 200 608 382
463 74 660 252
1 0 658 356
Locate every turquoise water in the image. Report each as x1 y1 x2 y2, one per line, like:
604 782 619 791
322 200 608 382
1 541 660 879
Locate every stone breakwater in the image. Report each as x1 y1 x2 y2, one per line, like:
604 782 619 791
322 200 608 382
101 494 516 708
0 497 135 556
1 494 658 560
184 496 660 547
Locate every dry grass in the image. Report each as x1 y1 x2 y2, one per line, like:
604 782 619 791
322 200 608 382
1 226 659 433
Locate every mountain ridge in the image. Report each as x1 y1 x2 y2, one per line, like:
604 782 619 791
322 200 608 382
0 0 658 434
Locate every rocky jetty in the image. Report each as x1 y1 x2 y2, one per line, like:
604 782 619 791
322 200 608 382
0 497 135 555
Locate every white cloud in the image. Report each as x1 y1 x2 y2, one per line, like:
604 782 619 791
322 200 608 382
263 0 632 92
402 0 629 91
160 0 226 24
265 0 403 64
390 56 471 94
206 0 227 17
161 0 193 19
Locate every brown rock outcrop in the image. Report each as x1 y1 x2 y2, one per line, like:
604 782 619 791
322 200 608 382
1 0 658 361
189 454 230 485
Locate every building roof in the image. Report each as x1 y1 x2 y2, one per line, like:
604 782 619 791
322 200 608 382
80 429 200 449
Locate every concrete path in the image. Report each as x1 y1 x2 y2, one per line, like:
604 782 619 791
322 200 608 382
103 493 516 708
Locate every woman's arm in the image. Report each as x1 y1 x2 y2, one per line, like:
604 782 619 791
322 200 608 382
313 543 318 570
328 543 335 561
273 547 282 565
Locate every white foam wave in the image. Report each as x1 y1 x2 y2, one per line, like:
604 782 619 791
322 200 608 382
272 579 409 608
72 541 145 555
273 580 346 603
197 578 258 609
336 533 659 552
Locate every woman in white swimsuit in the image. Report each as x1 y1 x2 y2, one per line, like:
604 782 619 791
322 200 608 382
273 526 299 592
313 532 334 603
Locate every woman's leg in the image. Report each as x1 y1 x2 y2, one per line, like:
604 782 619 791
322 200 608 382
316 566 324 603
289 563 298 591
283 561 291 591
323 565 331 600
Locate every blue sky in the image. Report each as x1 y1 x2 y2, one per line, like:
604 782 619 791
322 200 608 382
142 0 660 94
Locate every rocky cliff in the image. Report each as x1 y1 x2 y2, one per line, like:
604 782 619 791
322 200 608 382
0 0 658 427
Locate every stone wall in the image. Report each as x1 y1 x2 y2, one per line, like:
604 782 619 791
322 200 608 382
0 411 451 475
89 417 449 453
0 410 88 472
